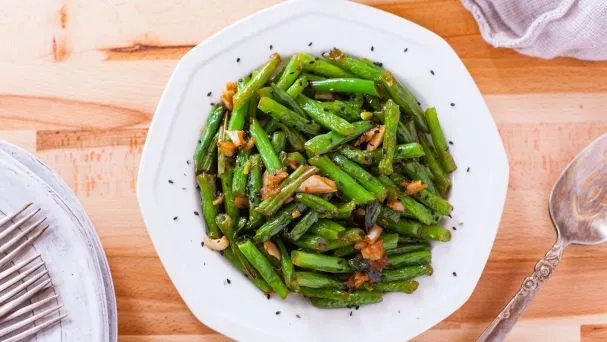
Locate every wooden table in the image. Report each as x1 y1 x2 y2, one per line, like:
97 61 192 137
1 1 606 341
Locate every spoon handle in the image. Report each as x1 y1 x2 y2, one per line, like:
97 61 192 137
477 239 565 342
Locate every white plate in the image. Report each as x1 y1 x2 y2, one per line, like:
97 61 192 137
0 142 117 341
137 1 509 341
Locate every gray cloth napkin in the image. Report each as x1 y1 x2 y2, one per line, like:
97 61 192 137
461 0 607 60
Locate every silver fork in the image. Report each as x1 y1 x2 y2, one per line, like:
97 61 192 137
0 203 66 342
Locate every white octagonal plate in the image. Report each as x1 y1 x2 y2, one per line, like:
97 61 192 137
137 0 509 341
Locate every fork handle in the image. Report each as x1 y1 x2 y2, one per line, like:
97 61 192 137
477 239 565 342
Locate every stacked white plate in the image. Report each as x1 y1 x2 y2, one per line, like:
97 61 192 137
0 141 117 341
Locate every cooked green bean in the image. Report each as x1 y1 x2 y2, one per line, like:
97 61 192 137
290 210 319 241
308 156 376 204
286 76 309 98
310 295 382 308
304 120 373 155
276 54 303 90
196 174 219 238
233 53 281 111
256 165 318 216
250 118 283 173
380 70 428 132
258 96 321 136
299 53 353 78
295 193 338 216
382 264 433 282
254 203 307 242
194 104 224 174
323 48 382 81
386 250 432 268
291 251 351 273
296 95 356 135
271 131 286 153
238 239 289 298
310 78 380 96
425 107 457 173
232 148 251 197
371 280 419 294
294 272 346 289
379 100 399 175
332 153 387 202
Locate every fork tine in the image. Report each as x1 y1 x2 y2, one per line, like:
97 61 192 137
3 313 67 342
0 279 51 317
0 217 46 255
0 226 48 269
0 270 48 306
0 304 63 338
0 262 45 292
0 253 40 282
0 203 33 228
0 208 41 241
0 295 58 323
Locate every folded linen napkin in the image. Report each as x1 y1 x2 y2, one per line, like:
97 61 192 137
461 0 607 60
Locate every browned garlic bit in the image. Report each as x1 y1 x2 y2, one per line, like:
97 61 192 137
221 81 238 110
263 241 281 260
203 236 229 251
298 175 337 193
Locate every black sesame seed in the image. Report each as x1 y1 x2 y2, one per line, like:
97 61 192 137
210 102 215 106
416 100 421 106
467 167 471 172
448 141 454 145
198 139 201 144
203 262 206 266
309 61 315 64
296 314 301 319
206 91 212 97
299 81 303 86
308 42 313 47
200 241 205 247
355 305 360 310
349 311 353 316
248 73 252 78
452 226 457 231
226 278 231 284
181 187 186 190
275 311 281 315
373 61 383 67
289 71 295 75
196 184 200 190
430 70 435 75
452 272 457 277
236 57 241 63
194 211 199 216
238 78 243 82
315 57 319 61
186 160 190 165
450 102 455 107
448 213 452 218
173 216 178 221
398 310 401 314
404 48 408 53
370 46 374 51
266 294 271 300
168 179 174 184
323 108 328 112
269 44 273 50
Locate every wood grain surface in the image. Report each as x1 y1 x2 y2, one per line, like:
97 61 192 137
0 1 606 341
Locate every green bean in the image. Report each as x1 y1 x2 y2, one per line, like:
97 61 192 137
245 154 263 230
294 272 346 289
417 131 451 195
318 100 362 122
338 143 424 166
380 233 399 250
196 174 220 238
250 118 283 173
301 73 327 81
295 193 338 217
420 225 452 242
332 153 387 202
378 216 421 237
276 239 295 289
223 248 272 294
308 219 346 240
308 156 376 204
370 280 418 294
310 78 379 96
304 120 373 155
270 83 307 117
232 148 251 197
263 117 279 134
386 244 430 255
379 99 399 175
291 251 351 273
286 76 309 98
323 48 382 81
310 295 382 308
199 132 218 172
254 203 307 242
238 239 289 299
414 189 453 216
290 210 319 241
425 107 457 173
299 53 353 78
334 200 356 219
375 109 417 144
258 96 321 135
271 131 286 153
194 104 224 174
382 264 433 282
286 151 307 167
220 157 240 224
256 86 274 98
332 245 358 257
386 250 432 268
270 63 286 84
233 53 281 111
292 234 329 251
296 95 355 135
256 165 318 216
298 288 382 302
377 205 402 225
365 94 382 111
398 161 438 194
276 55 303 90
380 70 428 132
294 228 362 252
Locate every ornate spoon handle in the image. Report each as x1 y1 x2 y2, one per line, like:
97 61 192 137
477 239 565 342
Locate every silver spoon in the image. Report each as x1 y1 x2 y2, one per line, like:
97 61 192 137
477 133 607 341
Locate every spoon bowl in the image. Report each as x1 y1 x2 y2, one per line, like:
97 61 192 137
478 133 607 341
549 133 607 245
